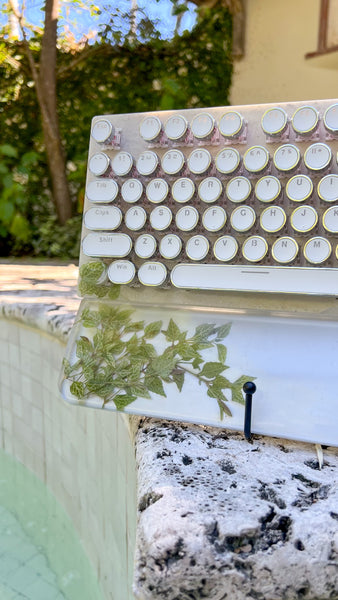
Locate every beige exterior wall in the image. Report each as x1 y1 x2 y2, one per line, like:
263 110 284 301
231 0 338 106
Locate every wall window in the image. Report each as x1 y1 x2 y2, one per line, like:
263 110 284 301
306 0 338 57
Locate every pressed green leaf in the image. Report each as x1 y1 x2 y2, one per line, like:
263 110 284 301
81 308 101 328
172 370 185 392
129 384 151 399
79 261 105 282
200 362 226 379
218 398 232 419
176 342 200 361
162 318 181 342
70 381 85 399
108 284 121 299
207 385 227 402
144 320 163 339
113 394 137 410
217 343 227 364
145 375 166 397
76 336 93 359
124 320 145 333
149 351 178 378
231 387 245 406
192 357 203 370
62 358 72 378
193 323 217 342
213 375 231 389
140 342 157 359
232 375 256 389
216 323 232 340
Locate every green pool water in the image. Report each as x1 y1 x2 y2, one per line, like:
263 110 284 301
0 449 104 600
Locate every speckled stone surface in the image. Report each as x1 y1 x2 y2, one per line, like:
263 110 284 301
134 420 338 600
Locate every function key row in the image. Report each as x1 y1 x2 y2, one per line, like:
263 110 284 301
91 104 338 146
88 142 337 179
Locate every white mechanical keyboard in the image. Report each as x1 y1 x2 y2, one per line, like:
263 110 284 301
81 99 338 296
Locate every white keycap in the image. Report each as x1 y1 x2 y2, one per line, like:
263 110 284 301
215 148 240 174
318 175 338 203
146 179 169 203
231 206 256 232
242 236 268 262
219 111 243 138
84 206 122 230
108 260 135 284
172 178 195 203
286 175 313 202
175 206 199 231
272 237 299 264
261 107 288 136
304 237 331 264
149 206 172 230
91 119 114 143
226 177 252 203
138 262 167 286
159 234 182 259
86 179 118 203
188 148 212 174
243 146 269 173
140 116 162 141
323 206 338 233
89 153 110 176
191 112 215 138
202 206 226 231
255 176 281 203
198 177 222 203
125 206 147 230
186 235 209 260
290 206 318 233
165 115 188 140
213 236 238 261
134 234 157 258
112 151 133 176
161 150 185 175
273 144 300 172
324 103 338 133
304 143 332 171
121 179 143 203
82 232 132 257
292 106 318 134
136 151 159 176
260 206 286 233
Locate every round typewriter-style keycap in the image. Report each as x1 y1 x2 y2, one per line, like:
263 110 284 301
86 179 118 203
172 178 195 203
198 177 222 203
186 235 209 261
215 148 241 174
226 176 252 203
260 206 286 233
140 116 162 141
304 143 332 171
213 236 238 261
138 262 167 286
304 237 331 264
84 206 122 230
146 179 169 203
231 206 256 232
322 206 338 233
318 175 338 202
165 115 188 140
175 206 199 231
125 206 147 231
191 112 215 139
273 144 301 172
272 237 298 263
91 119 114 144
261 107 288 136
242 236 268 262
134 234 157 259
136 151 159 176
89 152 111 176
82 232 132 257
243 145 269 173
149 206 172 230
255 176 281 203
202 206 226 231
292 106 319 134
108 260 135 284
161 149 185 175
188 148 212 175
323 103 338 134
218 111 243 138
112 151 133 176
290 205 318 233
159 234 182 259
121 179 143 203
286 175 313 202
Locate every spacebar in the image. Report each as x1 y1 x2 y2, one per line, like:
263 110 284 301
171 263 338 295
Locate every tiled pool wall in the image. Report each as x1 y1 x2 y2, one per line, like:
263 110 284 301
0 316 137 600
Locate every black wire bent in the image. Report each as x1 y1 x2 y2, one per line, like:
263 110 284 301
243 382 256 442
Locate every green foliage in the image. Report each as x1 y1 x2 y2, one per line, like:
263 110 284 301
63 306 254 419
78 260 120 298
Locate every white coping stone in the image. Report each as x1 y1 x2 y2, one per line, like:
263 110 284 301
134 419 338 600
